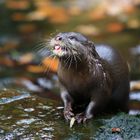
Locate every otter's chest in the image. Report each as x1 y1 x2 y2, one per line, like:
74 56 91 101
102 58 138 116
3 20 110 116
58 68 93 95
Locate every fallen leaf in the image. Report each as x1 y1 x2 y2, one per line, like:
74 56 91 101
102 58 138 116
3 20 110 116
106 23 124 33
124 5 135 14
89 8 105 21
76 25 100 36
42 57 58 73
26 65 44 73
34 3 69 24
127 19 140 29
0 41 19 53
70 117 76 128
6 0 30 10
11 13 26 21
68 6 81 16
26 11 48 21
18 24 37 33
0 57 15 67
49 7 69 24
130 81 140 91
111 128 121 133
18 53 34 64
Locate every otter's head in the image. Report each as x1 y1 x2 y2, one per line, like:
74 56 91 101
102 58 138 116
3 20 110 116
50 32 95 59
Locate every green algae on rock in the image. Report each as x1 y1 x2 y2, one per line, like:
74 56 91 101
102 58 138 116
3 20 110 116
93 113 140 140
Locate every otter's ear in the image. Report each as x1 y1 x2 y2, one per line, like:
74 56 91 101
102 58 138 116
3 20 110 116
87 40 99 58
88 41 95 49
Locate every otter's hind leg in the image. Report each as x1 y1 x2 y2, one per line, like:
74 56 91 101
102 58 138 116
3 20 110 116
75 94 110 123
110 82 130 113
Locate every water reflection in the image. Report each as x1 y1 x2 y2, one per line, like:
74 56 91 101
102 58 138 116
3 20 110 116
130 92 140 101
129 91 140 115
0 88 60 139
0 81 140 139
0 89 30 105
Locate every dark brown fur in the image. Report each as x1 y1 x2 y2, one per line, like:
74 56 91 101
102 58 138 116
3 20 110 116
50 32 130 123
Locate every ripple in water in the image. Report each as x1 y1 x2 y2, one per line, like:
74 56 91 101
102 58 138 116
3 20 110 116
0 89 30 105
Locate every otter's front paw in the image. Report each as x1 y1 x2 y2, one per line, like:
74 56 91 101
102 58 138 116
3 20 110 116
75 113 88 123
64 108 74 121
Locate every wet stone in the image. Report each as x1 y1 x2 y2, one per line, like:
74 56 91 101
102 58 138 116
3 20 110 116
42 127 54 132
0 129 4 134
24 108 35 112
16 118 40 125
0 88 61 139
0 89 30 105
37 105 52 110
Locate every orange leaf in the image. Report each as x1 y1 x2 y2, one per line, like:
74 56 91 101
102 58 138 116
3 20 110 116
11 13 26 21
68 7 81 16
0 57 15 67
131 81 140 91
42 57 58 73
18 24 37 33
26 11 48 21
0 41 18 53
124 5 135 14
6 0 30 10
127 19 140 29
49 7 69 24
89 9 105 21
111 128 121 133
18 53 34 65
106 23 124 33
76 25 100 36
26 65 44 73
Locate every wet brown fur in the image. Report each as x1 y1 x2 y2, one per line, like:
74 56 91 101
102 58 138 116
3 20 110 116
51 32 130 121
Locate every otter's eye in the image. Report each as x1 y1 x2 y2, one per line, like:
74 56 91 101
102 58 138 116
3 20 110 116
69 36 77 40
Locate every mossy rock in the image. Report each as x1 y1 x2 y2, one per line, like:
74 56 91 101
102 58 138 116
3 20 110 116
93 113 140 140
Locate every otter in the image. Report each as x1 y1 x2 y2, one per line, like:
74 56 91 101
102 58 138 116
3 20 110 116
49 32 130 123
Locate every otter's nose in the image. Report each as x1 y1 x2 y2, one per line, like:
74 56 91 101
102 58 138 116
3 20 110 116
55 36 62 41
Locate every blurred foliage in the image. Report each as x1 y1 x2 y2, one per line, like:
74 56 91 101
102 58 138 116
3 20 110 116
0 0 140 83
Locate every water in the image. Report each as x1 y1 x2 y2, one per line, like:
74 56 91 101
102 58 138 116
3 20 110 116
0 88 139 139
0 88 102 139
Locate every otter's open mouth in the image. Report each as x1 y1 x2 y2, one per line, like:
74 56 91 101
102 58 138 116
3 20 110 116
54 44 62 51
50 37 78 57
53 44 68 57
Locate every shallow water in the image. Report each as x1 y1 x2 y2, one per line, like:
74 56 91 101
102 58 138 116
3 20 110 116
0 81 140 139
0 88 103 139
